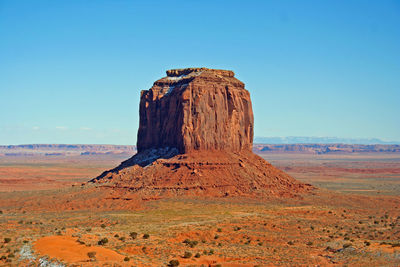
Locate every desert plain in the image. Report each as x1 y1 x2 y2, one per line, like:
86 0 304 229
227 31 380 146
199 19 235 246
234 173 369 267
1 149 400 266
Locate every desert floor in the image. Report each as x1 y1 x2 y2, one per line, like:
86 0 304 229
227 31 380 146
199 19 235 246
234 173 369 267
0 152 400 266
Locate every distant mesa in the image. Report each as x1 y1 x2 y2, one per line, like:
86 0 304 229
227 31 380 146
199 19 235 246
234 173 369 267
253 144 400 154
91 68 313 197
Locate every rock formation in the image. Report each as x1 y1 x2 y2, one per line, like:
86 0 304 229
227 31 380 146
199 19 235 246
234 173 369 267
137 68 253 153
91 68 313 198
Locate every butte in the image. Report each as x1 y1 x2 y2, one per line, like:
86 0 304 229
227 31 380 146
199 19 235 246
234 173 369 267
90 68 313 198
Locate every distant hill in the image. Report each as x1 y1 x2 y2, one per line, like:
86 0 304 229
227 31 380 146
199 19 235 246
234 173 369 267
1 143 399 157
0 144 136 156
254 136 400 145
253 144 400 154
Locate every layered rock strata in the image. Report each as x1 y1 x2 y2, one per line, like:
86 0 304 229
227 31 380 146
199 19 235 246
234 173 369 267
137 68 253 153
91 68 313 197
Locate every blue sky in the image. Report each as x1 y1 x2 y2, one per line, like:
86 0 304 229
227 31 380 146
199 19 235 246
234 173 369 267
0 0 399 145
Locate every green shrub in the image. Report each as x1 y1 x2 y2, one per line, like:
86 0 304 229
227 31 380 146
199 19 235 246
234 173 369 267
143 233 150 239
343 243 352 249
183 251 192 258
194 252 201 258
306 241 313 246
217 228 222 232
97 238 108 245
124 257 130 261
183 239 198 248
100 224 106 228
168 259 180 267
287 241 294 245
87 251 96 258
130 232 138 239
4 238 11 243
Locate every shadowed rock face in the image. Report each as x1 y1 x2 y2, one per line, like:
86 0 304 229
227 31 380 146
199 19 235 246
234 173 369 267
137 68 254 154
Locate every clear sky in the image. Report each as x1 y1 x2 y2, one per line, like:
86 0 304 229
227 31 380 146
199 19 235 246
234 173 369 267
1 0 399 145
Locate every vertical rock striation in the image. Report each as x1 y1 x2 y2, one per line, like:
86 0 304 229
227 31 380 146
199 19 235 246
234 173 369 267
137 68 254 153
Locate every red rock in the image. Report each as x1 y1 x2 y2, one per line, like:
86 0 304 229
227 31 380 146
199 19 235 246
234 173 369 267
91 68 314 197
137 68 253 153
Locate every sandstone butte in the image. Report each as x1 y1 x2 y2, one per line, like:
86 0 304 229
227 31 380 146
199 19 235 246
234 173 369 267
91 68 313 198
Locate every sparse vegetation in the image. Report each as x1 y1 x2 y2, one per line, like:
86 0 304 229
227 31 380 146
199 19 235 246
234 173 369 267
168 259 180 267
183 239 198 248
183 251 192 258
130 232 138 239
343 243 352 249
87 251 96 258
97 238 108 245
0 153 399 266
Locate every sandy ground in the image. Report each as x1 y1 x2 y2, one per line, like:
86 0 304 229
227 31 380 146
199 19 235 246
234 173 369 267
0 152 400 266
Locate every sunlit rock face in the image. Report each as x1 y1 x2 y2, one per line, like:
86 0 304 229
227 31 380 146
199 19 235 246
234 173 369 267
137 68 254 154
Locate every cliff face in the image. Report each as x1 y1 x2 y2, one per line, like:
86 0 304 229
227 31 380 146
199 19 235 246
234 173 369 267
91 68 313 198
137 68 254 154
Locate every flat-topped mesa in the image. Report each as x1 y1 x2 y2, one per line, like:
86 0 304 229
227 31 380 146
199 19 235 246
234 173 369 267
137 68 254 154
